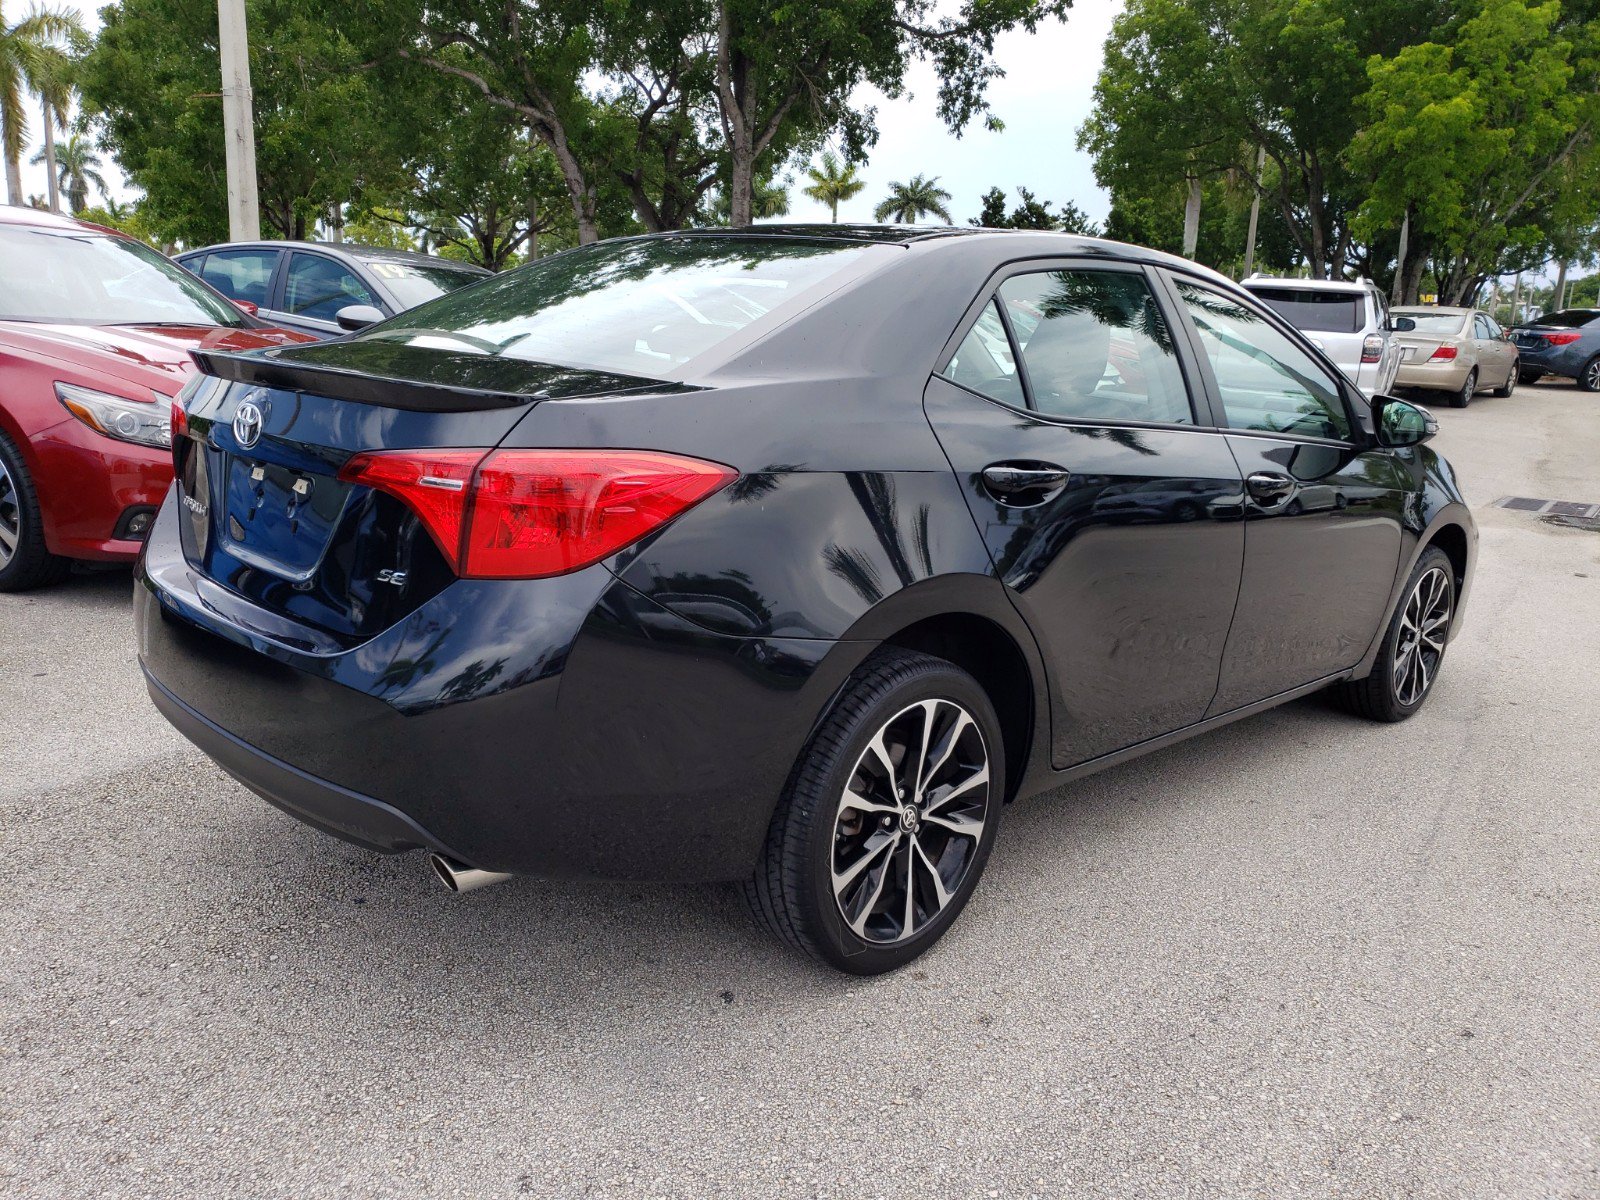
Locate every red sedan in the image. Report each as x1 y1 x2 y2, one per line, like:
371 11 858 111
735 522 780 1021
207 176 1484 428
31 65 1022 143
0 206 312 589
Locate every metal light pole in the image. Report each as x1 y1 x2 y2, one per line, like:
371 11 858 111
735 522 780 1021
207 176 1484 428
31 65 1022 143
217 0 260 240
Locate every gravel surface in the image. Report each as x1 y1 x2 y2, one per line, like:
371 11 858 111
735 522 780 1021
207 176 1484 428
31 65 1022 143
2 382 1597 1198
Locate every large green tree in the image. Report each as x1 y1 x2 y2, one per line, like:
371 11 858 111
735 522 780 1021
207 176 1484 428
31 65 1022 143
80 0 417 243
1351 0 1600 302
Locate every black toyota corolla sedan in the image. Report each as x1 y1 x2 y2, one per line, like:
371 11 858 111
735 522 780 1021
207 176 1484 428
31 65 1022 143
136 226 1476 973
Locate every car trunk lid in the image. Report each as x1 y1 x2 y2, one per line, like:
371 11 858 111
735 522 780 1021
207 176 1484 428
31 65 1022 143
175 345 685 644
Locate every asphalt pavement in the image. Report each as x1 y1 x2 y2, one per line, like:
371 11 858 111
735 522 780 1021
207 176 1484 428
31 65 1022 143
2 381 1597 1198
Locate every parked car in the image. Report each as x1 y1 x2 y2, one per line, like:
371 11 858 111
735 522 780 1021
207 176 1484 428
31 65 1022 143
173 241 490 340
1241 275 1401 398
1507 308 1600 391
0 205 311 591
1389 306 1520 407
136 226 1475 973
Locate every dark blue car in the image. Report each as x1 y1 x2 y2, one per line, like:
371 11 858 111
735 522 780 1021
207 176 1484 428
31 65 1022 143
174 242 489 340
1509 308 1600 390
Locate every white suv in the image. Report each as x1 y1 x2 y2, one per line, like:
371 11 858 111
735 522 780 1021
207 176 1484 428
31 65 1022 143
1241 276 1401 399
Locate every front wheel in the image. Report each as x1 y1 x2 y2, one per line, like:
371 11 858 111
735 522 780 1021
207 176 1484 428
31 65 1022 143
0 431 71 593
1449 368 1477 408
1329 546 1455 722
745 648 1004 974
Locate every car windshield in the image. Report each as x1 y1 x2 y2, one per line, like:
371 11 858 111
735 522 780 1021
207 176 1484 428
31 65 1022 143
350 237 871 377
1394 311 1467 334
1246 287 1364 333
0 225 246 327
361 259 486 309
1528 309 1600 328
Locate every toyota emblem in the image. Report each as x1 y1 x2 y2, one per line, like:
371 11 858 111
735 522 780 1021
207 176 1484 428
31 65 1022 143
233 400 264 449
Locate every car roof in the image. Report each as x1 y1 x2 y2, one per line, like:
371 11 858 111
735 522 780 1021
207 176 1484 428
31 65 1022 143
1393 305 1472 315
177 240 491 273
1241 275 1370 293
0 203 122 237
610 223 1241 287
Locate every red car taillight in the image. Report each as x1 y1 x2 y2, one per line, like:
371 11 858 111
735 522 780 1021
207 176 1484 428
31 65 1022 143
1543 331 1583 346
1361 334 1383 364
338 448 737 579
1428 345 1458 361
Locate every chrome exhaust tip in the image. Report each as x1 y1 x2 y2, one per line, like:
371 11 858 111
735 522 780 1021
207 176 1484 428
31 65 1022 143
429 853 514 894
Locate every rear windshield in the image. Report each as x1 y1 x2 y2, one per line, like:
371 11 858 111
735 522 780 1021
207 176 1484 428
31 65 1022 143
1529 309 1600 328
1393 311 1467 335
1246 287 1365 334
362 259 485 309
0 225 246 327
349 237 869 377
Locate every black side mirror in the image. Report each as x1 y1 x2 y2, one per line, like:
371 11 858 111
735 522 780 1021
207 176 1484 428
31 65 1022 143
1374 396 1437 447
335 304 385 332
1388 316 1416 333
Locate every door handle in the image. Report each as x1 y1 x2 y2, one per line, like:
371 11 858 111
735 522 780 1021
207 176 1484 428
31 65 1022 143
981 463 1071 505
1245 471 1297 505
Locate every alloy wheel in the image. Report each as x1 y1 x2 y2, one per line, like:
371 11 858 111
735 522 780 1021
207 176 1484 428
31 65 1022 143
1392 566 1451 707
1585 358 1600 391
830 698 991 945
0 454 19 570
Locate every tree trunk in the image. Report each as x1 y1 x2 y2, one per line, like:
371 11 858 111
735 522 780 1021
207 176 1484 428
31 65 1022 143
2 106 22 206
41 102 60 213
1391 210 1410 306
328 203 343 243
730 145 754 227
1400 249 1426 305
1241 146 1265 278
1181 175 1201 258
527 189 539 261
1553 259 1569 310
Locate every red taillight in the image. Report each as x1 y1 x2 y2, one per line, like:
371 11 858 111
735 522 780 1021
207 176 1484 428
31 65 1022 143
170 399 189 441
1543 331 1583 346
1428 345 1458 361
339 448 736 579
1361 334 1383 364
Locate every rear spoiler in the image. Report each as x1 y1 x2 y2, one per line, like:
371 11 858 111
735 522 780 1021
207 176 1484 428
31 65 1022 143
191 348 692 413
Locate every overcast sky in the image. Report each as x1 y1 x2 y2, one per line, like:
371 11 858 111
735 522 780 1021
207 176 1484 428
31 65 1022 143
18 0 1123 225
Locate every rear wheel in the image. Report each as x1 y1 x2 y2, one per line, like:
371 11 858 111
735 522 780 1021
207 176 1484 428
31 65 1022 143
1579 354 1600 393
1329 546 1455 723
1449 368 1477 408
745 648 1004 974
1491 361 1517 398
0 431 71 593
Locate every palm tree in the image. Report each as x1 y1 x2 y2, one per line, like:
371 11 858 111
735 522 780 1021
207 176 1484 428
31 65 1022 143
32 130 101 212
873 175 954 225
0 2 81 207
802 151 864 223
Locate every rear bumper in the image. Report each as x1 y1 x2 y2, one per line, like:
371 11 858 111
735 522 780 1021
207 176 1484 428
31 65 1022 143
1395 358 1471 392
144 669 457 855
135 492 860 881
1513 343 1588 378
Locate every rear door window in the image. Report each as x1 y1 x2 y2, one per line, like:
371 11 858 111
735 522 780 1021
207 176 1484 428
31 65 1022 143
285 253 377 322
1531 309 1600 328
1245 287 1364 334
992 269 1193 425
199 249 279 307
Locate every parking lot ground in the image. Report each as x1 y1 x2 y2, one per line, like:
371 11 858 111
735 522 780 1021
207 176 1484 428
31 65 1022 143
2 382 1598 1199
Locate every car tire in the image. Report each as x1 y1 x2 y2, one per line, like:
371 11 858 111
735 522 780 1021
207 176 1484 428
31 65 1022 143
1328 546 1455 723
0 430 71 593
1491 362 1516 398
1449 369 1477 408
1518 368 1543 387
1579 354 1600 393
744 647 1005 974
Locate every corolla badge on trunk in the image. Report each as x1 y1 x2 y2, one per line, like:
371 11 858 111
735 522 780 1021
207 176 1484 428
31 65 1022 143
233 398 265 449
